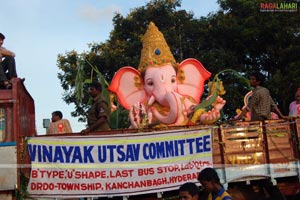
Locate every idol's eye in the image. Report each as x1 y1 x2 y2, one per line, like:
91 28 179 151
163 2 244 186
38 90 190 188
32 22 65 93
171 77 176 83
147 81 153 86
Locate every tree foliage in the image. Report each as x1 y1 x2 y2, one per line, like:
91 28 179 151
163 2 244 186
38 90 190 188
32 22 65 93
56 0 300 126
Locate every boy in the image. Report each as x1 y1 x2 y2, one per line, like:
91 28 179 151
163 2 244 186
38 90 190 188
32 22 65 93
179 182 199 200
197 167 232 200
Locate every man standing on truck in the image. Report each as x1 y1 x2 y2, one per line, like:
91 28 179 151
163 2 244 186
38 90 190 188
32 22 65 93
46 111 73 135
80 81 110 134
235 72 287 121
0 33 18 89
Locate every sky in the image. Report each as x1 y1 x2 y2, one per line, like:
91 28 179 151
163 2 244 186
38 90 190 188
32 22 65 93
0 0 219 135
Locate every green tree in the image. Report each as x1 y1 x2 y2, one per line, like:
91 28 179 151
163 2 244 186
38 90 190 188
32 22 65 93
209 0 300 115
57 0 202 127
57 0 300 126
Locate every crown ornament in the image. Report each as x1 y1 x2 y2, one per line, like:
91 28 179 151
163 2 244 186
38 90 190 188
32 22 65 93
138 22 177 72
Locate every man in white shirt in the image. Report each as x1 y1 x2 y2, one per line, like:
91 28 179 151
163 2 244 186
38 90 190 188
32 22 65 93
289 88 300 117
46 111 73 135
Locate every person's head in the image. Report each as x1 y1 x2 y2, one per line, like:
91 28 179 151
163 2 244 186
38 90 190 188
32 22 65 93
197 167 222 193
179 182 199 200
51 111 63 122
249 72 265 87
0 33 5 46
89 81 102 97
0 33 5 40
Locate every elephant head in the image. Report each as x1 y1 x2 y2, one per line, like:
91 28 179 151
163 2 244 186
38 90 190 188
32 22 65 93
108 59 211 125
108 22 212 127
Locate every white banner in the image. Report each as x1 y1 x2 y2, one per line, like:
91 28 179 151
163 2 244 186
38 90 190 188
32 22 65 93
27 128 213 198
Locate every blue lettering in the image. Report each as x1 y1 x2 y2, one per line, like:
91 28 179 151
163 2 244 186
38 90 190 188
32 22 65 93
186 138 195 154
126 144 140 161
195 135 211 153
72 147 83 163
148 143 156 159
143 139 190 160
177 139 185 155
43 145 53 162
83 146 94 163
165 141 175 157
107 145 117 162
155 142 165 158
62 146 74 163
38 145 41 162
143 143 149 160
117 145 125 162
53 146 64 163
133 144 140 161
195 137 203 153
98 146 107 163
28 144 36 162
203 135 211 151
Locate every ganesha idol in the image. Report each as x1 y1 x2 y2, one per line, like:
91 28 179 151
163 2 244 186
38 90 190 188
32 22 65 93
108 22 226 128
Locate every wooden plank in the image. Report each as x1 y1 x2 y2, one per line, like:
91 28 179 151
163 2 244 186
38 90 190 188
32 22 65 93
264 120 295 163
220 122 266 165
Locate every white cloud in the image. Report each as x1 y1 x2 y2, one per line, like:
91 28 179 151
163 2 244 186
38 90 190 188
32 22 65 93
78 4 121 23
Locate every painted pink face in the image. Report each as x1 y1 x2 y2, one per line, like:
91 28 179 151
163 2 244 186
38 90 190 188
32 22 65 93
143 64 178 103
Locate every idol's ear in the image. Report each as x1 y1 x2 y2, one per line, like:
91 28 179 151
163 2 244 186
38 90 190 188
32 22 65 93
108 67 148 110
177 58 211 103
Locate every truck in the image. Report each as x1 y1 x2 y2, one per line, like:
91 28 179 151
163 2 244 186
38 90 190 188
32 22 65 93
1 78 300 200
0 78 35 199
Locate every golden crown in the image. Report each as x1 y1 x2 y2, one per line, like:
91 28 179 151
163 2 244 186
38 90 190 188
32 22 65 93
138 22 177 72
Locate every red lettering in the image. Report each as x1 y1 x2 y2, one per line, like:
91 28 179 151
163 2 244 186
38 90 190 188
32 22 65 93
156 165 180 173
31 182 54 190
52 170 64 178
31 170 38 178
138 168 154 176
260 3 276 9
110 169 134 178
